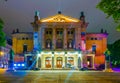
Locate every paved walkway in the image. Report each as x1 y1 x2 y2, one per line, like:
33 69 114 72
0 69 120 83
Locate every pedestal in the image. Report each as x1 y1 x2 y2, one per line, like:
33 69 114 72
103 61 113 72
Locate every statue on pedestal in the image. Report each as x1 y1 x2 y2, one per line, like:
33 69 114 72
104 49 113 72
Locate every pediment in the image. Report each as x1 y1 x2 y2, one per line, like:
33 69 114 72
40 14 80 22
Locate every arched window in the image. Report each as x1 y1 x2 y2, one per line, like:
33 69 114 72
45 57 52 68
56 57 62 68
67 39 74 49
67 57 74 65
45 39 52 49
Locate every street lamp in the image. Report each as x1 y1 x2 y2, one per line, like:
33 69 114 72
0 51 4 56
0 51 4 68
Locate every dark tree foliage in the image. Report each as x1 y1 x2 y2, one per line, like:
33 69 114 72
108 39 120 67
0 18 6 47
96 0 120 31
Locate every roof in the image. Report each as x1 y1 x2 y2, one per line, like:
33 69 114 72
12 32 33 34
86 32 108 37
40 14 80 22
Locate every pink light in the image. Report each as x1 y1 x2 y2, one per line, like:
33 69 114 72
81 40 86 51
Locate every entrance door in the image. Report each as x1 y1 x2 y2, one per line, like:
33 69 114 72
45 57 51 68
87 56 92 68
56 57 62 68
68 57 74 65
27 56 32 67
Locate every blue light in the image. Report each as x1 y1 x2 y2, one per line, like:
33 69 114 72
18 64 20 66
22 64 25 66
14 64 17 66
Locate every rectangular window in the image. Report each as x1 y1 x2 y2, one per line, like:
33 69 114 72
23 44 27 53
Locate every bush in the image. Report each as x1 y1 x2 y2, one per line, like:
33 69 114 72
96 64 105 70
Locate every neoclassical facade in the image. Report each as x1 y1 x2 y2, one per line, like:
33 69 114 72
29 11 107 69
12 11 108 69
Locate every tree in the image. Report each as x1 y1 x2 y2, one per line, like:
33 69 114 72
0 18 6 47
96 0 120 31
104 49 111 62
108 39 120 68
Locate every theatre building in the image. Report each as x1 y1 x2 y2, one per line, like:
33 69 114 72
12 11 108 69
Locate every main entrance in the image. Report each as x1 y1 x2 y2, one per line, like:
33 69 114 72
87 56 92 68
68 57 74 65
45 57 52 68
56 57 62 68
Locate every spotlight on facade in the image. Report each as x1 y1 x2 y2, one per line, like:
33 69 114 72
38 54 41 57
18 64 20 66
14 64 17 66
21 64 25 66
78 53 81 57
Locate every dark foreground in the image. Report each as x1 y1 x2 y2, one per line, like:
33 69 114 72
0 69 120 83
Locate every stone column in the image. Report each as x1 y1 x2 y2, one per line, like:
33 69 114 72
64 28 67 49
78 52 83 68
52 56 54 69
81 57 83 68
77 27 81 49
35 56 38 68
42 27 45 49
38 57 41 68
92 55 95 69
75 28 78 49
52 28 56 49
65 56 67 68
78 57 81 68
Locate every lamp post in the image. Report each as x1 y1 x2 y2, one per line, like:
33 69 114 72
0 51 4 68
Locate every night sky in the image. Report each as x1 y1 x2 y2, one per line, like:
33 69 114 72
0 0 120 44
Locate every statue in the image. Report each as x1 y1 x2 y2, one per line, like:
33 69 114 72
48 43 50 48
69 42 72 48
104 49 110 62
104 49 113 72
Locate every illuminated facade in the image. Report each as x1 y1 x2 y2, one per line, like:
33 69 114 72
12 31 33 54
30 11 108 69
12 11 108 69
